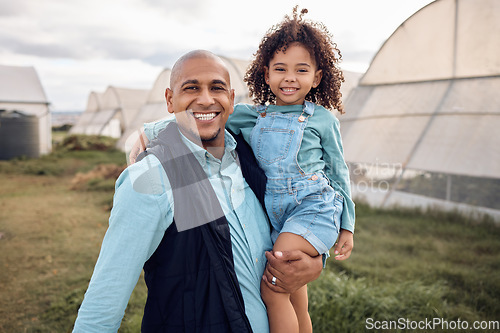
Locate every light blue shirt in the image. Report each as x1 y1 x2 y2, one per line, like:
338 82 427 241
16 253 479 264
73 120 272 332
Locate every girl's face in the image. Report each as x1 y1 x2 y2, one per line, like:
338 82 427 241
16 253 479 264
265 43 322 106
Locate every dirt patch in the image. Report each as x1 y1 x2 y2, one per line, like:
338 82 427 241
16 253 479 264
70 164 126 191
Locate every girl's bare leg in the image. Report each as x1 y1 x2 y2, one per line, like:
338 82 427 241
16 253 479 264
290 285 312 333
261 232 317 333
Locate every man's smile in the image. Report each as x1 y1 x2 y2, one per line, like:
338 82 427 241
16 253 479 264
188 110 221 122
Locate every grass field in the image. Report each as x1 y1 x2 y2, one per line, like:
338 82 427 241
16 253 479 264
0 135 499 332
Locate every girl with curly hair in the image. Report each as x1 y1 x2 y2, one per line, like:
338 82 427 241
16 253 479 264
226 7 355 333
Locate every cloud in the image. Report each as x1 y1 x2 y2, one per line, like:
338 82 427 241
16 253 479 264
143 0 208 17
0 35 78 58
0 1 27 17
0 0 435 110
41 58 161 111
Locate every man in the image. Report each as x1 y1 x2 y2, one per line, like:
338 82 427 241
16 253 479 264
73 50 322 332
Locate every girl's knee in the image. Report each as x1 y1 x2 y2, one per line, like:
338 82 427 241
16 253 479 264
274 232 318 257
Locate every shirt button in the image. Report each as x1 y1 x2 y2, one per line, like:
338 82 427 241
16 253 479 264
255 258 258 263
311 175 318 181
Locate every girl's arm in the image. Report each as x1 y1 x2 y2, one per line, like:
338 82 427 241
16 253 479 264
225 104 259 144
322 116 356 233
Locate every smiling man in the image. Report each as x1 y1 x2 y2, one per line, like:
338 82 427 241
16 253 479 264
72 50 323 333
165 51 234 159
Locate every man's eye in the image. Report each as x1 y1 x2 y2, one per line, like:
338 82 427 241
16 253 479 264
184 86 198 90
212 86 226 91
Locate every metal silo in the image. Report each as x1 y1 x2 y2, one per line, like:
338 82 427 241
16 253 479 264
0 110 40 159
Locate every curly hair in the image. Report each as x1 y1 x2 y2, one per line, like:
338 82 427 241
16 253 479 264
245 6 345 113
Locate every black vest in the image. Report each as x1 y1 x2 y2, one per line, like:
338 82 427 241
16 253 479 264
138 123 266 332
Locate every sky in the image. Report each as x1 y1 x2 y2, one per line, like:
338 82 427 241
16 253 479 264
0 0 435 112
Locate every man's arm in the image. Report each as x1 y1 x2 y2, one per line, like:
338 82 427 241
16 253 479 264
260 250 323 294
73 164 170 332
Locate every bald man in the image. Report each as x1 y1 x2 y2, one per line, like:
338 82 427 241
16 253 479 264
73 50 322 333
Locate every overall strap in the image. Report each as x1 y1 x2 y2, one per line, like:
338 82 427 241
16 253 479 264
304 101 316 116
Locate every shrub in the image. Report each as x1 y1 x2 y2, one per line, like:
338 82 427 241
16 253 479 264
56 134 119 152
71 164 126 191
309 271 450 333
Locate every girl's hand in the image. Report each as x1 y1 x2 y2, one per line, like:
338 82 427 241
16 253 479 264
334 229 354 260
128 131 149 164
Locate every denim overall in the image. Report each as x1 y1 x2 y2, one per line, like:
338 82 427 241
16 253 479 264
249 101 342 256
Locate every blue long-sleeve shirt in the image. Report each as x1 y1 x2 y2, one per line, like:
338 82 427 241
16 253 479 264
73 123 272 332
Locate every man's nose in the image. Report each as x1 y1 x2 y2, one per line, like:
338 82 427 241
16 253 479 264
197 87 215 105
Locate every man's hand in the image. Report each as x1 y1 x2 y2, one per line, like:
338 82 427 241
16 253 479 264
261 250 322 294
334 229 354 261
128 131 149 164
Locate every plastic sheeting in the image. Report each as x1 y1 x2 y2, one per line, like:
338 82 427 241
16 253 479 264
343 77 500 179
361 0 500 85
341 0 500 213
70 86 148 138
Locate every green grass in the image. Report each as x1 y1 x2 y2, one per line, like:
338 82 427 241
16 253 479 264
1 135 499 332
0 133 126 176
308 204 500 332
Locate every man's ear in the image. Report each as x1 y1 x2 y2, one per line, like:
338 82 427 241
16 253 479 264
229 88 235 115
165 88 174 114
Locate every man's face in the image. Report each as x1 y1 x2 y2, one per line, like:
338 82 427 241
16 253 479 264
166 57 235 150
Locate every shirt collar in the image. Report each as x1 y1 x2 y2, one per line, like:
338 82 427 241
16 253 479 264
176 123 237 168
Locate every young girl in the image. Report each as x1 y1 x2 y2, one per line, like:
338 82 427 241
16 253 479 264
135 7 355 333
225 8 355 333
